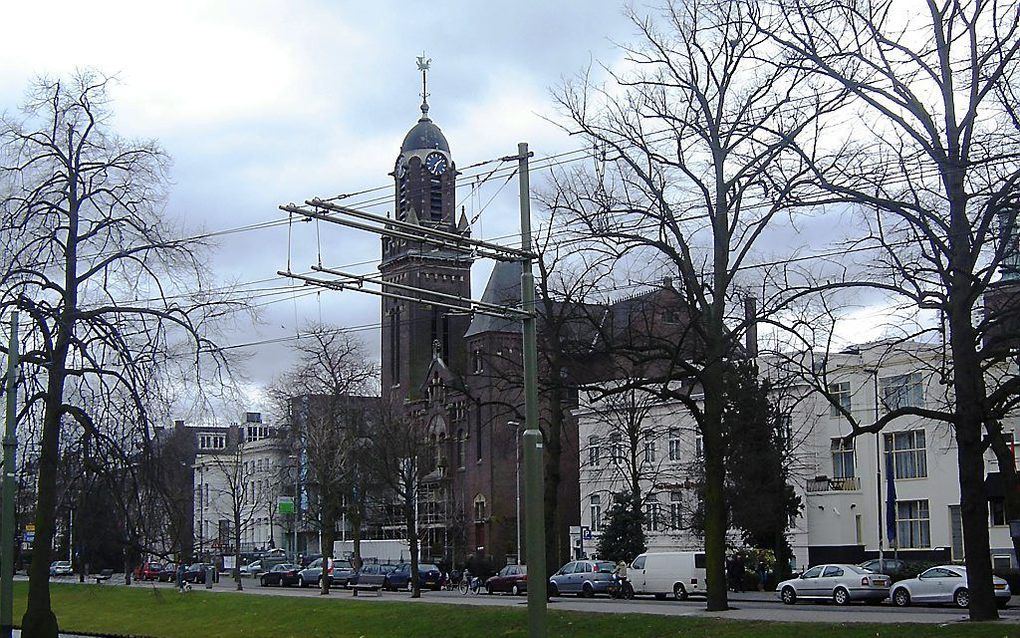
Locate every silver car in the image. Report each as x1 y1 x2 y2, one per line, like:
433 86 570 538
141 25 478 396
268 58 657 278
777 563 890 605
890 565 1011 608
548 560 617 597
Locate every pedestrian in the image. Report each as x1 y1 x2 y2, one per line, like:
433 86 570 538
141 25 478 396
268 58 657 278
756 556 768 592
733 553 745 593
176 563 187 592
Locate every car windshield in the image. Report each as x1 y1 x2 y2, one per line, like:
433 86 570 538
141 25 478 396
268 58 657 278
420 564 439 571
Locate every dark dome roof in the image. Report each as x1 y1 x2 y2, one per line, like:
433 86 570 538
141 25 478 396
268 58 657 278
400 116 450 153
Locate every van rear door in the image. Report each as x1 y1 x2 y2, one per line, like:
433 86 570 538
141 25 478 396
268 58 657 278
691 553 707 593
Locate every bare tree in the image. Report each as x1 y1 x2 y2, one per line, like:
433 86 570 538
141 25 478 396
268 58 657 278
368 399 429 597
767 0 1020 619
200 443 260 591
272 324 377 595
0 71 238 635
550 0 838 610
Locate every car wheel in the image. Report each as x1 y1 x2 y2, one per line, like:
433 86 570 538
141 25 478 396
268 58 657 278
674 583 689 601
954 587 970 609
582 583 595 598
549 582 560 597
781 586 797 605
833 587 850 606
892 588 910 607
512 584 521 596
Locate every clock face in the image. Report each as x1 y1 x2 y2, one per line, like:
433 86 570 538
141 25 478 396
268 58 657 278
394 157 407 179
425 151 449 176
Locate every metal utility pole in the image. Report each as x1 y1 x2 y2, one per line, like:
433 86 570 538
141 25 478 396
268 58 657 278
517 142 546 637
2 312 20 638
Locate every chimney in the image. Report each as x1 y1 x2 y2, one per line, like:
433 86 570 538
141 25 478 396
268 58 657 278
744 297 758 358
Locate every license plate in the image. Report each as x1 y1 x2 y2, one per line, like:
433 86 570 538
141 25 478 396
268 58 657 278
873 580 886 586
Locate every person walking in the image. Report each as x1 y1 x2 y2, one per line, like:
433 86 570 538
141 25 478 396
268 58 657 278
176 563 187 592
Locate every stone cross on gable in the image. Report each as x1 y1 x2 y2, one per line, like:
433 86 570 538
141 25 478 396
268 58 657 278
432 339 441 360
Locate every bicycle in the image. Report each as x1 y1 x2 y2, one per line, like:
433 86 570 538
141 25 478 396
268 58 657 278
458 571 483 595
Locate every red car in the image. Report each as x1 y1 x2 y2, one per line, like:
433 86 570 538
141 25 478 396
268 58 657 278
134 561 164 581
486 564 528 595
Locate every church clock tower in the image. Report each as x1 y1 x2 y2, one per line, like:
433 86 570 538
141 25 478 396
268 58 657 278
381 57 473 399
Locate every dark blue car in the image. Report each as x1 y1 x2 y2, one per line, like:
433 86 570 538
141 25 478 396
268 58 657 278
384 563 443 591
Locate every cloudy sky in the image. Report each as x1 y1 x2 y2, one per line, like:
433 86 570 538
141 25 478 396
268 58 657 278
0 1 646 417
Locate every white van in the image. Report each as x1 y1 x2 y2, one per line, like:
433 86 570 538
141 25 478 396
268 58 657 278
629 551 707 600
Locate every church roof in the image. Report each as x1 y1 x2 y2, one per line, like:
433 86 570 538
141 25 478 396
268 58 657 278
464 261 523 337
400 115 450 154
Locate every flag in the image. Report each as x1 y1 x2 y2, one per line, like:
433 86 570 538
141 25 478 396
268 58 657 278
885 452 898 546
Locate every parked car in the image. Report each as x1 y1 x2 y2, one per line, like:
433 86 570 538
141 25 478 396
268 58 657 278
133 561 163 581
777 563 890 605
157 563 178 582
260 563 301 587
49 561 73 577
297 558 347 587
240 560 265 577
385 563 443 591
859 558 907 575
629 551 707 600
486 564 528 595
183 563 215 584
349 563 394 588
548 560 617 597
330 560 356 588
890 565 1011 608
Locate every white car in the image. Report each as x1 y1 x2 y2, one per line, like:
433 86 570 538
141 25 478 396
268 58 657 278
49 560 73 577
240 560 264 577
776 563 891 605
890 565 1011 609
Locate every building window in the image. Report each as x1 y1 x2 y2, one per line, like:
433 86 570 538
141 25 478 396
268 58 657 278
828 381 852 417
669 492 683 529
643 430 656 463
668 428 682 461
473 495 487 522
472 349 484 374
609 432 622 462
831 437 856 479
590 494 602 532
644 498 661 532
896 499 930 548
588 435 600 467
884 430 927 479
695 435 703 458
991 499 1007 526
457 429 466 469
880 373 924 411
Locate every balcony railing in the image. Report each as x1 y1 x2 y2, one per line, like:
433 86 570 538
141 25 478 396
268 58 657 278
806 476 861 492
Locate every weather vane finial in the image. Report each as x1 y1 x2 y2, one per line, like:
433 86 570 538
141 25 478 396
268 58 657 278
416 51 431 117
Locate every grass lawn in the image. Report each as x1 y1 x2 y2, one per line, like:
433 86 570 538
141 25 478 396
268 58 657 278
12 582 1020 638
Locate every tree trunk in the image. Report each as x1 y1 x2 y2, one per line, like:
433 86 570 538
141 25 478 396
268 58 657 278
702 369 729 612
350 503 363 570
22 385 63 638
543 392 564 577
320 514 334 595
124 551 132 586
405 486 420 598
234 512 243 591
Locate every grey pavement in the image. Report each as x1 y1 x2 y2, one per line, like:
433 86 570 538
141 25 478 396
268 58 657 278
32 574 1020 625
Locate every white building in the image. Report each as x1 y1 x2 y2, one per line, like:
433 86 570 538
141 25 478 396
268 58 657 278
574 341 1019 570
194 427 291 559
782 341 1019 569
575 384 724 557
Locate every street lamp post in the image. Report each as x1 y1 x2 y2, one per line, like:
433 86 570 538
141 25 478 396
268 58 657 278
508 421 522 563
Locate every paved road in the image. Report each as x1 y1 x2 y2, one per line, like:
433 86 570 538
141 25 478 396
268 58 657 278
37 574 1020 625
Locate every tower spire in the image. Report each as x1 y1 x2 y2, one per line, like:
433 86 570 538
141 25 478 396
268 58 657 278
416 52 431 118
